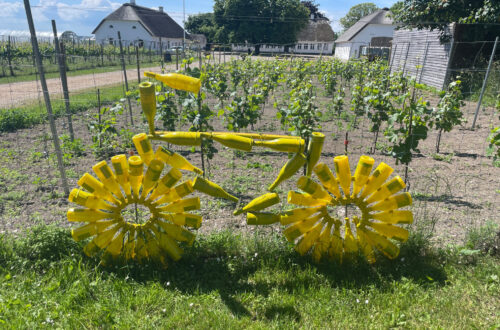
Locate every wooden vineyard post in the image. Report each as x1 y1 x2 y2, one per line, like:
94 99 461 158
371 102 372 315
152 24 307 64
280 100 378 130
118 31 134 126
472 36 499 129
52 19 75 141
7 36 15 76
23 0 69 197
100 44 104 66
136 46 141 83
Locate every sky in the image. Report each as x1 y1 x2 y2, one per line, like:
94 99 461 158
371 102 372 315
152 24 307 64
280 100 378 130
0 0 398 38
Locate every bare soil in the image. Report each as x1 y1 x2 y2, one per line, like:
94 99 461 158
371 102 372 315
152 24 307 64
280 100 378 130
0 65 498 248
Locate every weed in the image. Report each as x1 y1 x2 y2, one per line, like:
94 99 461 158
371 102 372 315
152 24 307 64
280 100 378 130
14 224 82 270
431 152 454 163
59 134 86 164
465 221 499 256
246 162 272 171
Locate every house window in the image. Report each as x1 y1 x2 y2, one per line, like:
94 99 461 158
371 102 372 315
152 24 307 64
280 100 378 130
132 26 136 29
109 25 113 28
324 43 328 50
297 44 302 49
318 43 322 50
108 38 114 45
304 44 308 50
310 44 314 50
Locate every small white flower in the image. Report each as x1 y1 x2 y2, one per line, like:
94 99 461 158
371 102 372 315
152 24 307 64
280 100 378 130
162 309 166 313
401 257 405 262
254 253 258 257
189 303 194 308
166 281 170 286
365 299 369 304
356 299 360 303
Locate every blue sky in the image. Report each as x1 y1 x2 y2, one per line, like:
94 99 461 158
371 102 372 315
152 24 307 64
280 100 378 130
0 0 397 37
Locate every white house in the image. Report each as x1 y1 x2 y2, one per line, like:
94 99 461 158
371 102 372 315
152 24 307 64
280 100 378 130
335 8 394 60
231 18 335 55
92 0 187 50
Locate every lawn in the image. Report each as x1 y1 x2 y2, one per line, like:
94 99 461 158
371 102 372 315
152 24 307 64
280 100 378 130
0 225 498 328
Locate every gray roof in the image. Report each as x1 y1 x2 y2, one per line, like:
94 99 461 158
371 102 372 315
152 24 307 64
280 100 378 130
297 21 335 42
336 9 393 43
92 3 186 39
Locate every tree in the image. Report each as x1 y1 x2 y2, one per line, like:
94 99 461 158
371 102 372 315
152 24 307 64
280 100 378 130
393 0 500 40
301 1 328 21
185 13 222 45
213 0 309 54
340 3 378 30
389 1 404 17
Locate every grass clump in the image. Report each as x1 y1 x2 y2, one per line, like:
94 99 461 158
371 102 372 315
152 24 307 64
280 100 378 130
13 224 83 270
465 221 499 257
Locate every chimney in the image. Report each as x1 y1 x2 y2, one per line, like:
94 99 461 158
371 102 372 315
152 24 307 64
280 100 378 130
130 0 135 4
159 6 163 13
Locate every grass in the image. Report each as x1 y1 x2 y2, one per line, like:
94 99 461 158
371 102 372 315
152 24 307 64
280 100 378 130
0 84 129 133
0 224 498 328
0 59 162 85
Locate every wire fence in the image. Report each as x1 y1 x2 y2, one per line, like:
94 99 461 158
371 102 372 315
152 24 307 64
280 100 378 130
0 35 498 246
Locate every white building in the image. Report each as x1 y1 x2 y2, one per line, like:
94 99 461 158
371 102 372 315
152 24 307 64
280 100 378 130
231 19 335 55
92 1 187 50
335 8 394 60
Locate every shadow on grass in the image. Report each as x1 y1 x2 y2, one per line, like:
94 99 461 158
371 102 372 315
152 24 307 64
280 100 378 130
96 231 447 318
1 225 448 319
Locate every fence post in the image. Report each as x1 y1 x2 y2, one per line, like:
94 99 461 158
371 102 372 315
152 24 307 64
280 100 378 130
198 48 202 69
418 41 430 84
97 89 102 148
389 44 397 71
176 48 179 70
472 36 499 129
7 36 15 76
136 46 141 83
100 44 104 66
23 0 69 196
159 37 164 70
118 31 134 126
51 20 75 141
402 42 410 76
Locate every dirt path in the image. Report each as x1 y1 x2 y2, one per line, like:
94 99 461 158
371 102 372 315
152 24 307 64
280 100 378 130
0 64 175 109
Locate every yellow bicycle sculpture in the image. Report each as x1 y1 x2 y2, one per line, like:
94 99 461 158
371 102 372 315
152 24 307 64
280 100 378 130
67 72 413 266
